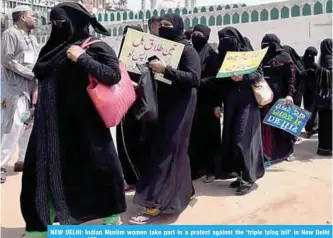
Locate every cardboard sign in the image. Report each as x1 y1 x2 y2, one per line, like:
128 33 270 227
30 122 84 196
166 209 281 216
217 47 268 78
263 99 312 137
119 28 185 85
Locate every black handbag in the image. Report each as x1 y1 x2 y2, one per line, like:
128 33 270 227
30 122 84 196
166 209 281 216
132 64 158 121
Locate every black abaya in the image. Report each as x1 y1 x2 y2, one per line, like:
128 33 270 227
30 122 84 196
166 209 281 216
133 14 201 214
214 27 265 184
20 3 126 231
189 24 221 179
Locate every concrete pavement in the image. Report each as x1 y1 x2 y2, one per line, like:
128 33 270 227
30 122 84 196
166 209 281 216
1 134 332 237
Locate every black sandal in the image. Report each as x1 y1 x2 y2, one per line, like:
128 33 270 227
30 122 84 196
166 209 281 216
1 168 7 184
235 182 254 196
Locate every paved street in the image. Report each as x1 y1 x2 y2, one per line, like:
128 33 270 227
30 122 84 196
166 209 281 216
1 134 332 237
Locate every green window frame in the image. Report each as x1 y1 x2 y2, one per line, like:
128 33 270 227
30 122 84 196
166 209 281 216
327 0 333 13
208 16 215 26
302 3 311 16
192 17 198 26
260 9 269 21
232 13 239 24
251 10 259 22
241 12 249 23
217 15 222 25
281 6 289 19
223 14 230 25
200 16 207 25
291 5 300 17
314 2 323 15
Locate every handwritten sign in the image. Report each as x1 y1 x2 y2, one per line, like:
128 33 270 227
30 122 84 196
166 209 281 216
263 99 312 137
217 47 268 78
119 28 185 85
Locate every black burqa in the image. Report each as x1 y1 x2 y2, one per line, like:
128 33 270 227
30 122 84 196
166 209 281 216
315 38 332 155
261 34 296 162
214 27 264 183
283 45 306 106
116 25 145 187
302 46 319 133
20 3 126 232
133 13 201 213
189 24 220 179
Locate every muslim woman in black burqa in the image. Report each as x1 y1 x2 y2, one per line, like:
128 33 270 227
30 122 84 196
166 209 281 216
20 3 126 235
130 13 201 225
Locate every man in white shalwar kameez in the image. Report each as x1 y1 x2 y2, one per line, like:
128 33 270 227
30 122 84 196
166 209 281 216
1 6 39 183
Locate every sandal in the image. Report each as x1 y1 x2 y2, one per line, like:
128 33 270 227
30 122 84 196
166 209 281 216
103 214 122 225
203 175 214 183
229 177 243 188
235 182 254 196
286 154 296 162
129 208 161 225
1 168 6 184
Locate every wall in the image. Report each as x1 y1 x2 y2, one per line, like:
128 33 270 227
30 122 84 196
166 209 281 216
209 13 332 55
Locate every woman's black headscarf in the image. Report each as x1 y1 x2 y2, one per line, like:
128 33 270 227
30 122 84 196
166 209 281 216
303 46 318 68
159 13 187 43
217 27 250 62
283 45 305 73
261 33 284 64
192 24 211 52
33 2 110 79
244 37 254 50
319 38 332 70
184 27 193 40
119 25 143 57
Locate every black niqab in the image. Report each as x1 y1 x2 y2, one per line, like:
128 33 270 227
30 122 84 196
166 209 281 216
217 27 250 62
192 24 210 52
33 2 110 79
261 33 284 64
303 46 318 68
159 13 187 43
283 45 305 72
319 38 332 70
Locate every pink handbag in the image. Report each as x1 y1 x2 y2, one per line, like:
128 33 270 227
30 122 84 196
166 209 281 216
81 37 136 127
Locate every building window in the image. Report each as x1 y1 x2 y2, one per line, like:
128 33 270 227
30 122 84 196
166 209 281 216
208 16 215 26
175 8 180 15
42 36 45 43
217 5 222 11
209 6 214 12
182 8 188 15
129 12 134 19
217 15 222 25
40 16 47 25
302 3 311 16
291 5 300 17
241 12 249 23
98 13 102 21
327 0 333 13
193 7 198 13
110 13 115 21
153 9 158 16
168 9 173 14
117 12 121 21
281 6 289 19
232 13 239 24
139 11 143 19
225 5 230 9
104 13 108 21
146 10 151 19
113 28 117 36
201 7 206 13
118 27 123 36
314 2 323 15
160 9 165 16
37 37 40 43
271 8 279 20
184 18 191 28
223 14 230 25
260 9 269 21
233 4 238 8
192 17 198 26
200 16 207 25
251 10 259 22
123 12 127 20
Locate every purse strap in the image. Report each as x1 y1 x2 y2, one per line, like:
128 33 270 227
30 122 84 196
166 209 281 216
81 37 103 84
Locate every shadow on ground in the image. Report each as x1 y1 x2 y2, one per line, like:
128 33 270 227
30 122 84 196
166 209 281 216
1 226 24 238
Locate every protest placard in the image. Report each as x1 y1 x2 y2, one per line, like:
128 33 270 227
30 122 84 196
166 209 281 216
263 99 312 137
119 28 185 85
216 47 268 78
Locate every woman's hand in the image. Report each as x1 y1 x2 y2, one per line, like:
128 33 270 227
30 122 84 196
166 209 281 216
67 45 85 62
149 59 166 73
231 74 243 82
214 107 222 118
285 96 294 106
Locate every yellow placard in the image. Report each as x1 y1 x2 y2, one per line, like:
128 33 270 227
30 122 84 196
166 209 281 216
217 47 268 78
119 28 185 85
